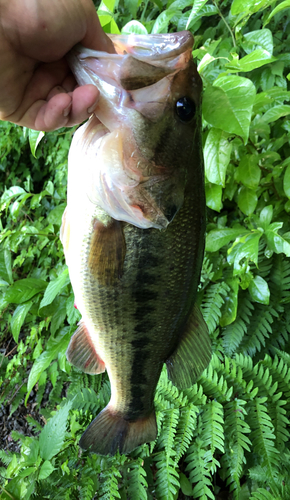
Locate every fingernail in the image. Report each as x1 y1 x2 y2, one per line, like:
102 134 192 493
87 99 99 114
63 102 72 117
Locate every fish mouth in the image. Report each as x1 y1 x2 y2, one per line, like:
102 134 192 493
67 32 195 230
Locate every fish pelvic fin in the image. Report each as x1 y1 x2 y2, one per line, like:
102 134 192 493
66 321 105 375
79 405 157 456
166 304 211 389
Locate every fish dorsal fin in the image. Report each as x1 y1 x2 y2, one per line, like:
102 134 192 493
66 321 105 375
166 304 211 389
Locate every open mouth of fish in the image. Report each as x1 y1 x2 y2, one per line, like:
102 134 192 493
67 31 199 230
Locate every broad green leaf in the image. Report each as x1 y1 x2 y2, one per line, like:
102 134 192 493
242 29 273 55
151 9 179 33
284 165 290 198
10 301 33 343
28 130 45 158
228 232 262 272
259 205 273 227
0 249 13 284
38 461 55 480
26 328 71 402
231 0 273 15
204 128 232 187
206 227 248 252
262 105 290 123
51 297 67 335
205 183 222 212
265 225 290 257
18 467 37 478
238 187 258 215
102 0 115 11
180 472 193 495
225 49 276 73
249 276 270 304
121 20 147 34
235 155 261 189
5 278 47 304
39 402 72 460
186 0 209 30
66 293 81 325
40 268 70 309
47 204 66 225
220 278 239 326
197 53 216 73
264 0 290 26
203 76 256 144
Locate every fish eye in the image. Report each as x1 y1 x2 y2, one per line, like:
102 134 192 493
175 97 196 122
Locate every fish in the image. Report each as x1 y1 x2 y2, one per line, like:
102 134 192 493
60 31 211 456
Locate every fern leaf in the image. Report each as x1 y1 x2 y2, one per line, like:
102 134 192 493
199 360 233 402
126 460 148 500
239 305 277 357
79 477 95 500
268 399 290 451
174 404 199 463
222 399 252 495
269 254 290 307
157 407 179 458
248 397 280 480
201 281 229 334
154 452 180 500
223 294 254 356
99 467 121 500
250 488 278 500
186 438 215 500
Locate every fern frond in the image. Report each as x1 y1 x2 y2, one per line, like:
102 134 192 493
269 254 290 307
249 488 278 500
154 452 180 500
239 305 277 357
186 438 215 500
248 397 279 480
268 399 290 451
201 281 229 334
126 460 148 500
199 360 233 402
99 467 122 500
174 404 198 463
195 399 225 475
79 477 95 500
155 369 188 410
0 449 15 466
222 399 252 495
157 407 179 458
223 294 254 356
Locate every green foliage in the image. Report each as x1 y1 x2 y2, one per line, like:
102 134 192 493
1 0 290 498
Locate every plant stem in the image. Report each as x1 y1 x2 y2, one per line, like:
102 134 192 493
213 0 236 48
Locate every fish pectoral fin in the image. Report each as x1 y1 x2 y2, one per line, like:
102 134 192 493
88 218 126 286
60 206 70 261
79 405 157 456
166 304 211 389
66 321 105 375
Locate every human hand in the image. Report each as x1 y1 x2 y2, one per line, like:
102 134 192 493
0 0 115 131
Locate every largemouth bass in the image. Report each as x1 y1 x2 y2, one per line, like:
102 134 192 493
61 31 211 456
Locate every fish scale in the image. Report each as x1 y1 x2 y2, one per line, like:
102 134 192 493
61 31 211 455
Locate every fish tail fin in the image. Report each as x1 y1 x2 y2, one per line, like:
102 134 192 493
79 405 157 456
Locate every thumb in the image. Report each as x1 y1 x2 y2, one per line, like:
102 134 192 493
82 11 116 54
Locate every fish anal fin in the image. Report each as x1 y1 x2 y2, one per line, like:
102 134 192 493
88 218 126 286
166 304 211 389
79 405 157 456
66 321 105 375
